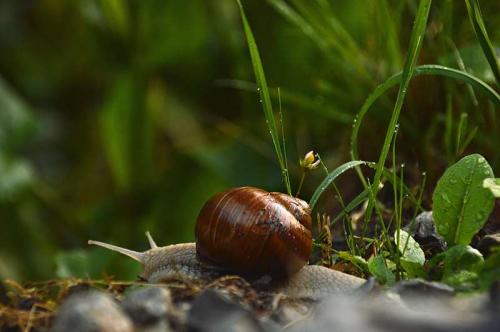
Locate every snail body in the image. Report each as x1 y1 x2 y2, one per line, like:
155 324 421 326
89 187 365 299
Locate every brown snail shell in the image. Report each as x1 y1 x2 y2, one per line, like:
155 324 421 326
195 186 312 278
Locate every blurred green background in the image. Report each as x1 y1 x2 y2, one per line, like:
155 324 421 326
0 0 498 281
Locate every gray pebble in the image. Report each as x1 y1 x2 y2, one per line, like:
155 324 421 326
52 290 133 332
188 289 262 332
121 286 171 327
477 233 500 257
389 279 455 302
407 211 447 255
287 290 496 332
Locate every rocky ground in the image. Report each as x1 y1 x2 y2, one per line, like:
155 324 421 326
1 209 499 331
1 275 499 332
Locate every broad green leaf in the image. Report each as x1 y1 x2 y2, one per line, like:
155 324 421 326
395 230 425 266
432 154 495 245
400 260 426 279
483 178 500 197
368 255 395 284
395 230 426 278
441 244 484 289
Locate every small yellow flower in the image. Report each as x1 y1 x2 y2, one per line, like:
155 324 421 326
300 150 320 170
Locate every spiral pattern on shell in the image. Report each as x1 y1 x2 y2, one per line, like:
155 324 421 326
195 187 312 277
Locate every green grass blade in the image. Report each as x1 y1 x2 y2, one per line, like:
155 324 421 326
236 0 291 194
315 162 421 243
459 126 478 155
456 113 468 155
350 64 500 161
268 0 373 87
216 79 352 123
329 188 370 226
447 39 478 105
267 0 326 49
310 160 374 209
465 0 500 87
100 74 153 191
376 0 403 70
365 0 432 224
277 88 289 193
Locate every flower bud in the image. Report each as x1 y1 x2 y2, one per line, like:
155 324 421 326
300 150 320 170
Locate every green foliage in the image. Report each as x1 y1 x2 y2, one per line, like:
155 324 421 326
365 0 432 225
0 77 36 200
55 248 125 279
351 65 500 161
432 154 495 246
394 230 426 278
465 0 500 86
368 255 395 285
0 0 498 284
237 0 291 195
0 154 33 201
309 160 373 209
0 77 37 153
430 244 500 291
424 155 497 290
337 251 368 272
440 245 484 289
55 250 92 279
479 250 500 289
100 74 153 191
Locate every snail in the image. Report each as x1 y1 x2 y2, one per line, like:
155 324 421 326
89 187 365 299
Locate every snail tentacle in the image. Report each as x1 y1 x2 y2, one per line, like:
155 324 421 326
145 231 158 249
87 240 145 263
